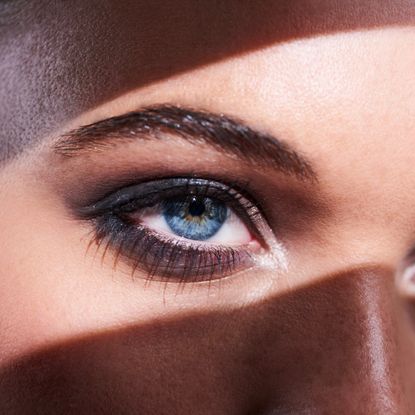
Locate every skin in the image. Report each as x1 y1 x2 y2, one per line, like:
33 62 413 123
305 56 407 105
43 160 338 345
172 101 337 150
1 1 415 414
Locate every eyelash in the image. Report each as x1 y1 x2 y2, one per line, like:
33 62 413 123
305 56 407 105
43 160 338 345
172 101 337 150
79 177 269 284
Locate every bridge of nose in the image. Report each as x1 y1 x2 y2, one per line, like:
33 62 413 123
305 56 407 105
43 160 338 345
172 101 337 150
240 268 415 414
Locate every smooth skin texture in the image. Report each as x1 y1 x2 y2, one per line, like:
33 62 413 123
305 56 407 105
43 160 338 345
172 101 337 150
1 1 415 414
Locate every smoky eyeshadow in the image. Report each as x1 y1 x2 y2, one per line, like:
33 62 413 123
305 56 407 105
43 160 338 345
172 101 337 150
55 167 327 247
75 177 256 219
75 176 269 244
77 176 265 283
47 141 327 246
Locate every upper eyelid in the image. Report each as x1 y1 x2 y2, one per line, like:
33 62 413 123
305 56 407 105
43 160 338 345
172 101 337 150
77 177 269 246
52 105 318 183
78 178 258 219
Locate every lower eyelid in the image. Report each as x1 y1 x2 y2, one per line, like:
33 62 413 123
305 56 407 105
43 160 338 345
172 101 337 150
82 177 276 283
89 214 262 283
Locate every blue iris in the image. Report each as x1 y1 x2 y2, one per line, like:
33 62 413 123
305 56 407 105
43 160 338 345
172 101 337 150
162 196 228 240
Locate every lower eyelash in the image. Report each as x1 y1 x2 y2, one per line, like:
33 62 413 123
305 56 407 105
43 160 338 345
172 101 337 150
89 214 255 284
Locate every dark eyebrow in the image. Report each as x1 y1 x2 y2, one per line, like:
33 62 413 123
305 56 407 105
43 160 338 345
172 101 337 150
53 105 317 182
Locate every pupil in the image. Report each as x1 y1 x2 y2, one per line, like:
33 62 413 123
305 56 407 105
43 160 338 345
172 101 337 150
162 195 227 241
188 197 206 217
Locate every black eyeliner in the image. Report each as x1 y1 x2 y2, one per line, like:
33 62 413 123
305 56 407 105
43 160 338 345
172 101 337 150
80 177 268 284
78 177 264 241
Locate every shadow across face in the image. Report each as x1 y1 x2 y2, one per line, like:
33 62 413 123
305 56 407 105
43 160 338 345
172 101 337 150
1 267 414 414
1 0 414 159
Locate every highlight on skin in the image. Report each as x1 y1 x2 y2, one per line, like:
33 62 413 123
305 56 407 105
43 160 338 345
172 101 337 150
1 1 415 414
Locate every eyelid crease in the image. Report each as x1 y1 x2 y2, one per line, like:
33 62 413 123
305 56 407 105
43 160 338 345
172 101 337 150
53 104 317 183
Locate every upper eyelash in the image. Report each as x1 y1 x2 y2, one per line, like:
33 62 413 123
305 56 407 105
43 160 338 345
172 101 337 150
80 177 266 243
81 177 268 284
79 177 251 214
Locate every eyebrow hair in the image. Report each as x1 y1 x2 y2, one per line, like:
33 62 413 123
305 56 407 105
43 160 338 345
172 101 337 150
53 105 317 182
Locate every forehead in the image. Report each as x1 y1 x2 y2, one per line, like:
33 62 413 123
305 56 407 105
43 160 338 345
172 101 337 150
0 0 414 160
62 26 414 248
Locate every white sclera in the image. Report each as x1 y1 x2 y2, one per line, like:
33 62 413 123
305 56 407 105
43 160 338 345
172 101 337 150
137 208 253 246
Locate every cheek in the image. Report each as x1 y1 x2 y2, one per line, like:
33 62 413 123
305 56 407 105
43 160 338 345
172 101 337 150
0 171 276 364
0 172 136 361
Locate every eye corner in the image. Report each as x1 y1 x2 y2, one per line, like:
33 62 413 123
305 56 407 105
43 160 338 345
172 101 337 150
80 176 275 284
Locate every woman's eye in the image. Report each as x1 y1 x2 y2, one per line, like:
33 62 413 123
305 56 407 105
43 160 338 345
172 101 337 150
81 177 272 284
132 196 252 245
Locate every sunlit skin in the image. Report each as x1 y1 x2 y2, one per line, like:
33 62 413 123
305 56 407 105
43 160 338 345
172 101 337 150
1 1 415 414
